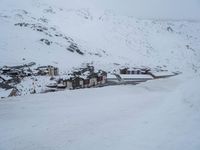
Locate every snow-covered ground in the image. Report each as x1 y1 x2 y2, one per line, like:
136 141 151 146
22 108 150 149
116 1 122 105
0 0 200 149
0 75 200 150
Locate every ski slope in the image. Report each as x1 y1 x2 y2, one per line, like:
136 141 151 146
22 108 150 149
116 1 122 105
0 0 200 149
0 75 200 150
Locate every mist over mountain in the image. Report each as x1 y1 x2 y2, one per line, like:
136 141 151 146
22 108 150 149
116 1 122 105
1 0 200 20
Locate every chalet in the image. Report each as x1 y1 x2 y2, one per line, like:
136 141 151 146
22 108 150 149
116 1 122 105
37 66 49 75
66 80 73 89
83 78 90 88
37 66 59 76
120 67 150 75
71 76 84 89
48 66 59 76
59 76 84 89
54 66 107 90
87 73 98 87
97 70 107 84
73 65 94 76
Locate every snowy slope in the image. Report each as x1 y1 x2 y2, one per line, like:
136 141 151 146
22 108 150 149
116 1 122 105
0 1 200 149
0 75 200 150
0 0 200 73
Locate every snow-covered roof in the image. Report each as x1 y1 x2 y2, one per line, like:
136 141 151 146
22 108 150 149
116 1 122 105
79 75 89 80
120 74 153 79
107 74 117 79
0 75 12 81
82 71 91 76
58 75 70 80
150 71 174 77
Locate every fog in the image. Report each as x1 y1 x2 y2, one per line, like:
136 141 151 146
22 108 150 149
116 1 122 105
92 0 200 20
1 0 200 20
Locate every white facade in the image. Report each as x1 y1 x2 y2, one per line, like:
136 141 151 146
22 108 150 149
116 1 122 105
89 78 97 87
80 80 84 88
100 76 107 84
66 81 73 89
48 67 59 76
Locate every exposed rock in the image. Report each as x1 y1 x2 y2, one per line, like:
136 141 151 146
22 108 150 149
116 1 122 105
167 26 173 32
67 44 84 55
40 38 52 45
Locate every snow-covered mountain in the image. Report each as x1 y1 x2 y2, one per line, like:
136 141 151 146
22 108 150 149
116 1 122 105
0 0 200 74
1 1 200 150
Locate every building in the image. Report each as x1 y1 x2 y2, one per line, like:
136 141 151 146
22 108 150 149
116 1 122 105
55 67 107 90
97 70 107 84
60 76 84 89
37 66 59 76
72 76 84 89
119 67 150 75
107 74 120 83
148 71 175 79
87 73 98 87
83 78 90 88
119 74 153 82
48 66 59 76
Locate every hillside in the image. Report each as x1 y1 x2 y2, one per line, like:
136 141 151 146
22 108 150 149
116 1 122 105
0 0 200 73
0 1 200 150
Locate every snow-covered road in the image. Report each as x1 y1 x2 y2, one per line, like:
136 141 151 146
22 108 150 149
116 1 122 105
0 75 200 150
